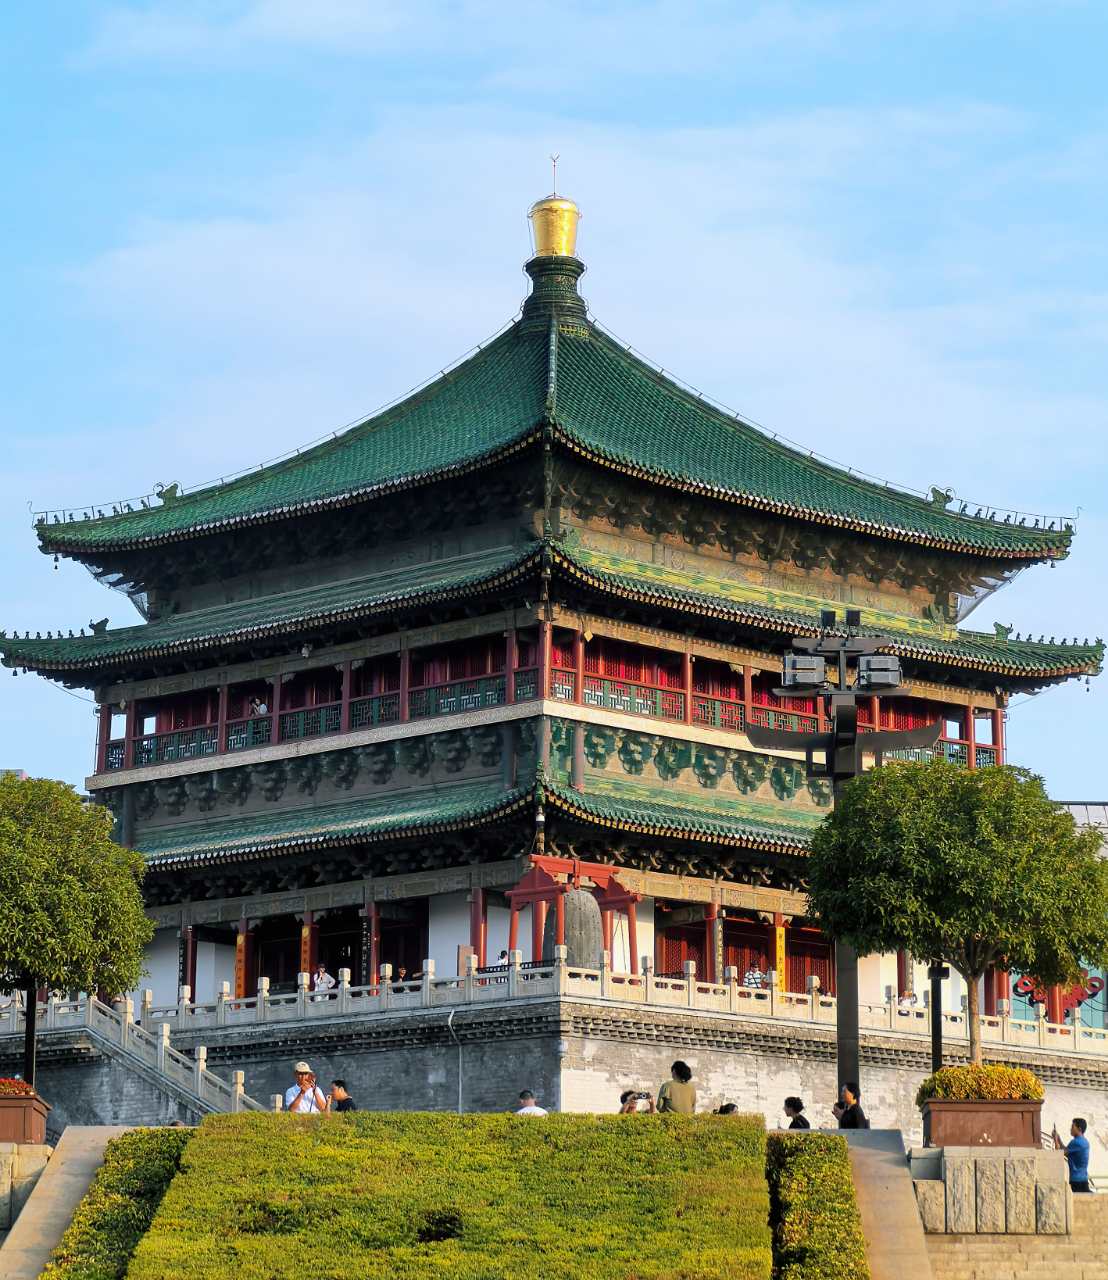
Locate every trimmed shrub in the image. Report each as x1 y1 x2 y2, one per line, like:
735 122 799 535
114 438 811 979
0 1077 35 1096
40 1126 192 1279
914 1064 1044 1108
128 1111 773 1279
766 1133 869 1280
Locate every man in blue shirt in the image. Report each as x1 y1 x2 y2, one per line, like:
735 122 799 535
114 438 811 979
1054 1117 1091 1192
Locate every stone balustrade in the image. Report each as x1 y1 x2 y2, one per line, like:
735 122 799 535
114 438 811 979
1 953 1105 1063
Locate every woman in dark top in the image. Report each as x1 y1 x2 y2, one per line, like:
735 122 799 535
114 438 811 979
784 1096 810 1129
832 1082 868 1129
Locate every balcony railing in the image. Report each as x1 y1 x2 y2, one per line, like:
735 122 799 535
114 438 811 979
409 674 506 720
279 702 341 742
133 725 219 766
582 675 685 721
225 715 273 753
350 692 401 729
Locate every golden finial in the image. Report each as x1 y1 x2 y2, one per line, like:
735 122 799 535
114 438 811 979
528 159 580 258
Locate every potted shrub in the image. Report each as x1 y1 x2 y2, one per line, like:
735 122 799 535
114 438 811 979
916 1064 1044 1147
0 1077 51 1144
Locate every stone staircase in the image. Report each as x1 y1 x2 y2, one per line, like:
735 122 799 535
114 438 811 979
926 1195 1108 1280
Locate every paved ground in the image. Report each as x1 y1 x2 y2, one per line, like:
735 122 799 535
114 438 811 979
836 1129 934 1280
0 1125 129 1280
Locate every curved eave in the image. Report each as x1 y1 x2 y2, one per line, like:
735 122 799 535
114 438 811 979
550 548 1103 683
543 784 809 854
36 429 543 557
2 550 542 676
554 426 1070 564
143 789 531 871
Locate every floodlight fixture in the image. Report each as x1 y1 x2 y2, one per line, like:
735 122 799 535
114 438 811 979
819 608 837 631
783 653 826 688
856 654 902 689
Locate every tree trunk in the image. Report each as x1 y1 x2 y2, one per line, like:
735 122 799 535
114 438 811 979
964 969 982 1065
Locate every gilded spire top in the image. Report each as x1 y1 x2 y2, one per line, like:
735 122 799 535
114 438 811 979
528 191 581 259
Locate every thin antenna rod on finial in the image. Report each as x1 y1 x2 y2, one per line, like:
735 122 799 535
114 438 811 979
550 153 559 194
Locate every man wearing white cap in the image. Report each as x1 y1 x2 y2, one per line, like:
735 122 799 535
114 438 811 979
285 1061 328 1113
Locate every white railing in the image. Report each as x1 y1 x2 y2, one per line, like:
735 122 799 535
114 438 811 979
3 957 1105 1063
0 994 271 1114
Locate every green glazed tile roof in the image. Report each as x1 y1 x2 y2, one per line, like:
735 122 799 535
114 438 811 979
544 776 817 852
1 544 536 672
139 780 528 868
553 541 1103 681
36 268 1070 561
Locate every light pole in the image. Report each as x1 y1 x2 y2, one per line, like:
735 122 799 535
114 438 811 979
745 607 942 1093
928 962 949 1074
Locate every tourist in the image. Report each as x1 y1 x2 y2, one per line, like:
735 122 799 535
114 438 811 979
1053 1118 1091 1192
284 1061 328 1113
743 963 766 989
619 1089 656 1114
897 990 916 1014
312 962 336 1001
329 1079 357 1112
831 1082 868 1129
715 1103 738 1116
657 1060 696 1114
515 1090 548 1116
784 1097 810 1129
249 695 268 716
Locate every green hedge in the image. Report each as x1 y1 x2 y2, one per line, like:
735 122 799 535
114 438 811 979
128 1112 773 1279
766 1133 869 1280
40 1127 192 1280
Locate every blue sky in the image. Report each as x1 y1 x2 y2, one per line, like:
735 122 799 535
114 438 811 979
2 1 1106 796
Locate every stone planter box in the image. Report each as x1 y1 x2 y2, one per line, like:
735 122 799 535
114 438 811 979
921 1098 1041 1148
0 1094 51 1145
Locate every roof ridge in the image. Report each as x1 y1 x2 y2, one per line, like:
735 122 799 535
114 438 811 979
545 313 558 419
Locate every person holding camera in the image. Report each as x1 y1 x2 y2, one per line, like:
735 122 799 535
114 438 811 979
619 1089 656 1114
284 1060 328 1113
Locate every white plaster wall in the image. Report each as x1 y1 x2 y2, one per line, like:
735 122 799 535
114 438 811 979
486 903 533 965
427 891 471 975
857 953 885 1004
608 896 654 973
195 940 236 1002
139 929 180 1007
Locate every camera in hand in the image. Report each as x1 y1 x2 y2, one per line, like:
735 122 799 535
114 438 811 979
634 1091 651 1100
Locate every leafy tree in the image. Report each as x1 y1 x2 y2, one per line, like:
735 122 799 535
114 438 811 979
807 760 1108 1065
0 774 152 1081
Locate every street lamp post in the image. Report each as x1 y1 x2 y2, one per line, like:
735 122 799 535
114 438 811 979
928 962 950 1073
745 607 942 1093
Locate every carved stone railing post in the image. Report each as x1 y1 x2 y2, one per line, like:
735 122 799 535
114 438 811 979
193 1045 208 1095
156 1023 170 1071
140 989 154 1026
724 965 738 1014
271 1093 284 1112
119 997 134 1048
507 950 523 1000
463 953 478 1003
44 993 57 1031
598 948 610 999
641 957 655 1005
1070 1004 1081 1052
767 971 779 1018
1037 1002 1049 1049
337 967 351 1015
997 997 1011 1045
256 976 270 1024
231 1070 245 1113
683 960 697 1008
178 984 192 1021
215 981 230 1027
378 964 392 1011
296 971 310 1018
554 945 570 997
421 960 435 1007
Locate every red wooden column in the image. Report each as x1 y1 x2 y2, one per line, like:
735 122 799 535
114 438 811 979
601 909 613 957
270 676 283 746
703 904 718 982
896 949 910 997
340 661 353 733
179 925 197 997
215 683 229 756
870 695 880 731
399 650 411 722
1046 985 1065 1025
95 704 112 773
539 621 553 698
505 629 517 704
365 902 380 987
508 905 520 956
573 629 585 703
626 901 639 976
469 888 487 967
994 706 1006 765
555 892 566 948
123 699 138 769
741 664 753 724
995 969 1011 1006
966 703 977 769
683 652 694 725
299 911 319 976
772 913 787 993
234 918 254 999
